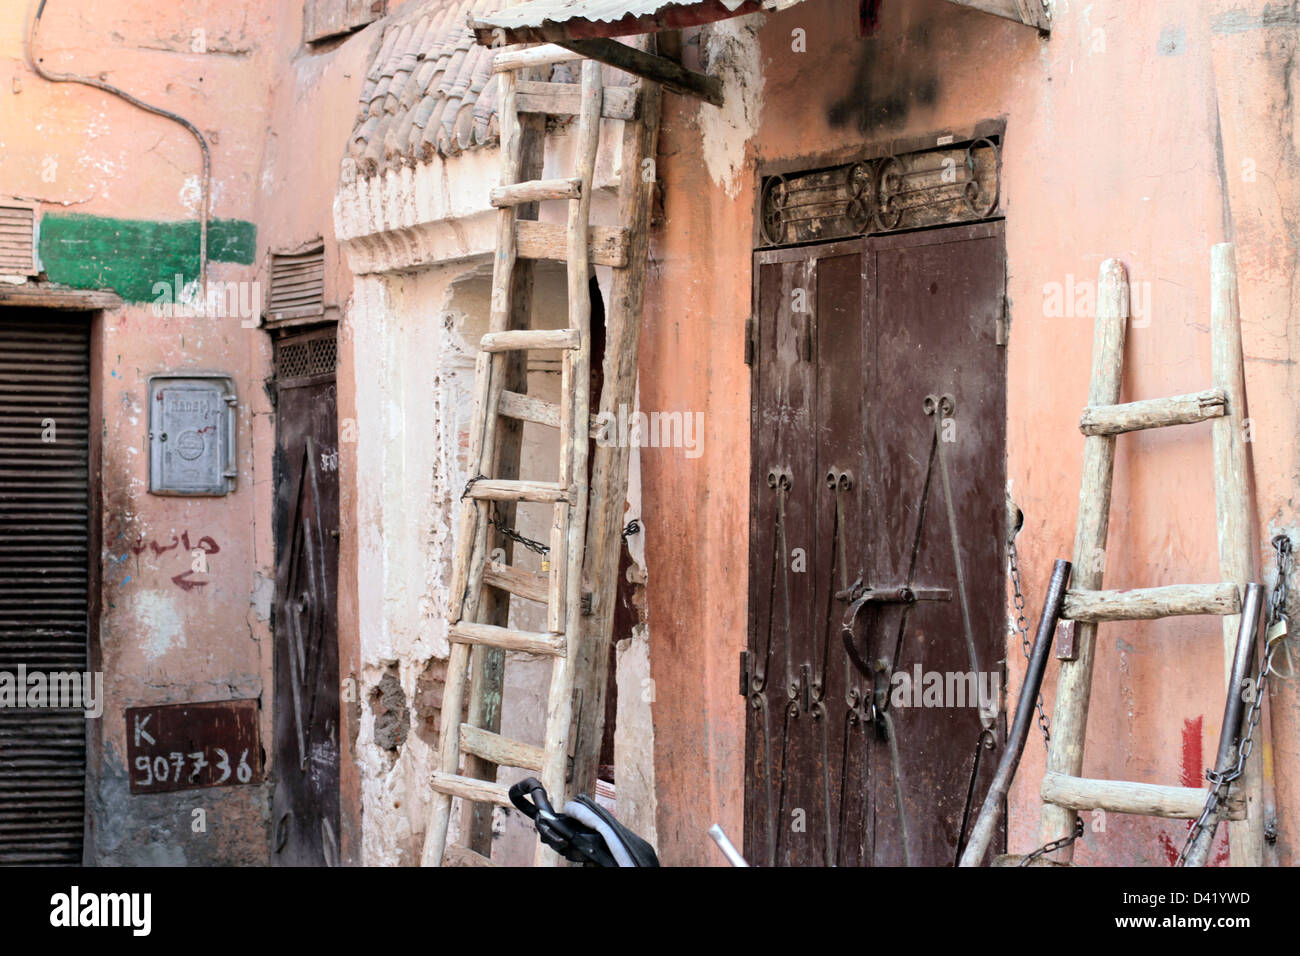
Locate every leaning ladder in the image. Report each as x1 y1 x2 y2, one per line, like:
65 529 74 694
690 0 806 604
421 48 656 867
1035 246 1265 866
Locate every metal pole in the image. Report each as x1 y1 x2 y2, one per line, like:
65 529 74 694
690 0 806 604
1184 582 1264 867
708 824 749 867
959 558 1072 867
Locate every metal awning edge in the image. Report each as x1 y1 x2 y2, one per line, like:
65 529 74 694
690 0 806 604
470 0 799 44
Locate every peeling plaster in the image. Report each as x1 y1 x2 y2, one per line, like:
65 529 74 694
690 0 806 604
698 15 765 198
132 589 187 659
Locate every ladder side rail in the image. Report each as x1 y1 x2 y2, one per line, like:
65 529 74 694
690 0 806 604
423 69 525 868
1210 242 1265 866
535 58 603 866
1037 259 1129 862
570 37 664 801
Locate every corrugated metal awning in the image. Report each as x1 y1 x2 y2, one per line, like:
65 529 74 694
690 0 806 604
469 0 804 44
471 0 1049 45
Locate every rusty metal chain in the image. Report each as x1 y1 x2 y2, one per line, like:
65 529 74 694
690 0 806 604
1176 534 1295 866
1019 817 1083 866
461 473 550 558
1009 538 1051 745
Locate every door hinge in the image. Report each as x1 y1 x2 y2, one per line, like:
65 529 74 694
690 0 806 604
996 295 1008 346
744 316 756 366
739 650 751 697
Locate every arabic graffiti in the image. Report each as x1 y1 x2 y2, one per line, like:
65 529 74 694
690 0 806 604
124 530 221 591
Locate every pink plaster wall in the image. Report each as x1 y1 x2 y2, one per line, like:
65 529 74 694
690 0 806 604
0 0 375 863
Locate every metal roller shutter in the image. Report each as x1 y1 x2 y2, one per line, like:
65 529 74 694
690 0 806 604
0 311 89 865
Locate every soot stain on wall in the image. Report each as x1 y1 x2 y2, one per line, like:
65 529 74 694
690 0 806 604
827 20 941 133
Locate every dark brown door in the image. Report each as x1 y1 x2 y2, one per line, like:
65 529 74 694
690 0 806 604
745 222 1006 866
271 328 340 866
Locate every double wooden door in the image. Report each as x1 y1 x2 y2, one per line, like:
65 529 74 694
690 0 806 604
745 223 1007 866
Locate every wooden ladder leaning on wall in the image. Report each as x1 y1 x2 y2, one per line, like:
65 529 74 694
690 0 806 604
1035 245 1266 866
420 41 663 867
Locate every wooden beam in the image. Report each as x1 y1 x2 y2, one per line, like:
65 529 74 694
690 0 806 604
1079 388 1227 436
1062 583 1241 622
493 44 585 73
556 38 723 107
448 621 565 657
1042 772 1245 820
0 285 123 310
516 81 640 121
516 221 629 268
944 0 1051 30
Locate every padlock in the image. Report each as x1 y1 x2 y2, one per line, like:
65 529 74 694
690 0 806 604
541 559 550 573
1266 617 1289 645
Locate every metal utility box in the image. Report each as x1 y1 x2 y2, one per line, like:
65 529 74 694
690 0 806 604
147 374 237 495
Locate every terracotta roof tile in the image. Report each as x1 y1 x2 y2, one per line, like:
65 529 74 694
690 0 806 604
347 0 564 178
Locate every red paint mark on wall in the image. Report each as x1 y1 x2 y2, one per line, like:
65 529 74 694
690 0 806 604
1181 715 1203 788
859 0 883 36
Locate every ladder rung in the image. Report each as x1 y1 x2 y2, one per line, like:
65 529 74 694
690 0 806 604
516 81 639 121
498 390 603 438
429 771 513 807
492 44 584 73
490 177 582 207
459 723 545 772
449 620 565 656
1041 772 1246 820
1079 388 1227 436
516 221 629 268
1062 582 1240 622
463 478 569 503
443 844 498 867
480 328 581 353
483 560 548 604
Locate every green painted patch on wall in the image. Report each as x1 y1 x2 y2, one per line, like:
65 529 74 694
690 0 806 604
38 214 257 304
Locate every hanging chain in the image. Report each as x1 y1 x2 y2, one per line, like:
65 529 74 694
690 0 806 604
1009 538 1051 745
460 473 550 558
1019 817 1083 866
1176 534 1295 866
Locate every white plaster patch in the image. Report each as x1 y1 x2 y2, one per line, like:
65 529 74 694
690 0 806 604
131 590 187 660
251 571 274 623
698 15 766 198
179 175 203 213
615 624 658 849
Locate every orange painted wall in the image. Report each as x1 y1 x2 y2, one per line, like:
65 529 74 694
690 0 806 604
642 0 1300 865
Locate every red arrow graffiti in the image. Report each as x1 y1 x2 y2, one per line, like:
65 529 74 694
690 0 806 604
171 571 208 591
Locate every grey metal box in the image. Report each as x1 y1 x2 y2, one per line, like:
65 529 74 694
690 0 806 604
147 374 237 495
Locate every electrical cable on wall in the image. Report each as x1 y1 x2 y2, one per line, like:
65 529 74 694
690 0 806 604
27 0 212 289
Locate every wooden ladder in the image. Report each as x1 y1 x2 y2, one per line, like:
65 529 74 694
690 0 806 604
421 45 659 868
1035 246 1265 866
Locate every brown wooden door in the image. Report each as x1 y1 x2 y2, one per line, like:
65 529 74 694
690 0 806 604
271 328 340 866
745 222 1006 866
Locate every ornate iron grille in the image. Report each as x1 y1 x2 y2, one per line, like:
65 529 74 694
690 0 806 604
759 138 1000 248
